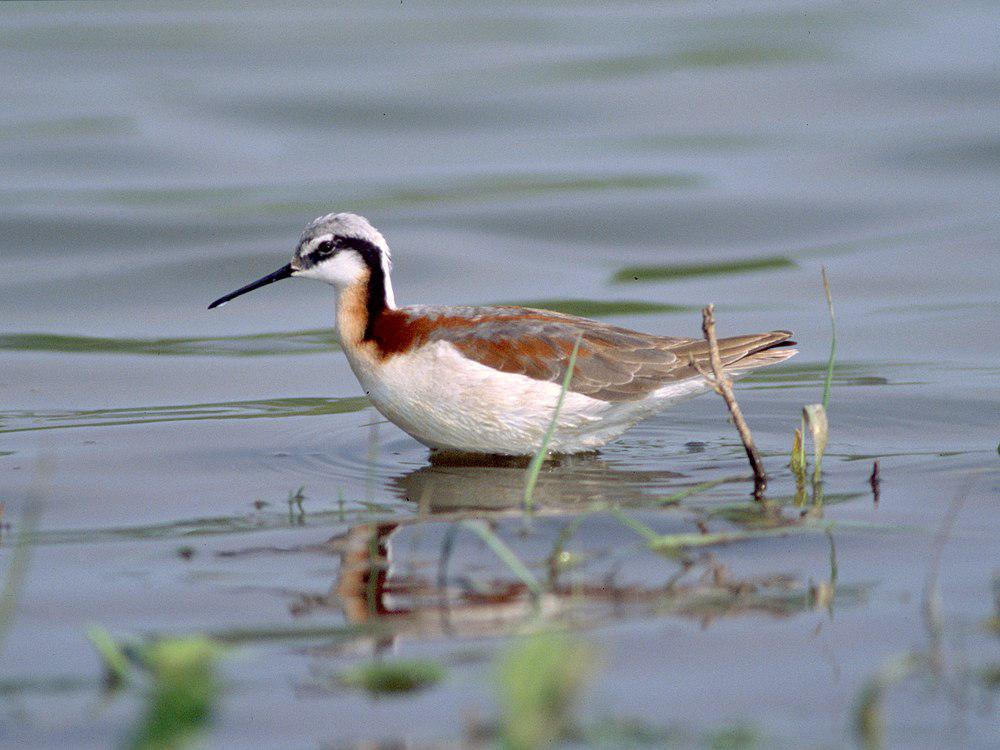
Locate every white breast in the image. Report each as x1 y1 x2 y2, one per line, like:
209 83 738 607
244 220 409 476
342 341 705 455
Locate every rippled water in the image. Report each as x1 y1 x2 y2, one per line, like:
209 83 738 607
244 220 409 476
1 2 998 748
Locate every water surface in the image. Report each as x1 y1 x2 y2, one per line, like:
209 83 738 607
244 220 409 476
1 2 998 748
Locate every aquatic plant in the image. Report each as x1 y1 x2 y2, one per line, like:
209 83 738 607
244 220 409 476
0 502 37 656
523 335 582 510
853 653 924 750
496 631 595 750
87 625 131 690
129 636 222 750
820 266 836 411
88 629 222 750
790 268 835 486
340 659 446 695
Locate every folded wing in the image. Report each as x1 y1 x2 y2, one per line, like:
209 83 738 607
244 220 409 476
379 305 796 402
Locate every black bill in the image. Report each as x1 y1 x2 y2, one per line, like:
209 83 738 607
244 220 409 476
208 263 294 309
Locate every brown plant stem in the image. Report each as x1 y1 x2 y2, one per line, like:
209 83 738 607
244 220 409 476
700 304 768 499
869 460 880 504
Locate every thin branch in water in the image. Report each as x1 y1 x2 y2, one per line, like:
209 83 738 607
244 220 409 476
869 461 880 504
699 304 768 499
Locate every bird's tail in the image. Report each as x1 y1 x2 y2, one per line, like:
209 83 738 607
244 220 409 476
671 330 798 377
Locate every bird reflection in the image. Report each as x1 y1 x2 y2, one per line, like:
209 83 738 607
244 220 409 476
288 455 859 650
392 451 684 512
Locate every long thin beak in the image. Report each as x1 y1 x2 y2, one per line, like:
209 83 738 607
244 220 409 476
208 263 294 309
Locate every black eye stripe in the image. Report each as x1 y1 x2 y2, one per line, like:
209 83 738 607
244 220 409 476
306 235 384 262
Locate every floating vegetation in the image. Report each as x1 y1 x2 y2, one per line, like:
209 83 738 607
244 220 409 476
0 675 95 697
0 300 683 361
339 659 446 695
612 256 794 284
657 576 870 621
612 507 830 556
9 172 697 215
543 41 824 82
24 501 401 547
208 622 374 647
980 665 1000 690
0 115 135 141
671 43 821 69
698 492 865 522
0 396 369 434
0 329 339 357
656 476 746 506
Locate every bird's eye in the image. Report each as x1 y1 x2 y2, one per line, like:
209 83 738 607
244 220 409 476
313 240 335 258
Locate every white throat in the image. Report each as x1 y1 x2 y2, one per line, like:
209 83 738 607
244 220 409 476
382 262 397 309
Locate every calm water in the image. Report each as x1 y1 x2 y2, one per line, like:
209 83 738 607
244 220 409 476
1 2 998 748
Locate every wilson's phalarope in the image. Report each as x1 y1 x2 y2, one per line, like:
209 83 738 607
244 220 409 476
209 212 797 455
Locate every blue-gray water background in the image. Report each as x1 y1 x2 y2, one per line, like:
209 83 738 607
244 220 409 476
1 2 998 748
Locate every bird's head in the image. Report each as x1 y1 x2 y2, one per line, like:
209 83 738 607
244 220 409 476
208 212 394 309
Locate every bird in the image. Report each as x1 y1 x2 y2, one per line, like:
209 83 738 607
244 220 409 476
208 212 797 456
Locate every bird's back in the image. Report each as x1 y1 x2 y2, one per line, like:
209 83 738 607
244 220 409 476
367 304 796 403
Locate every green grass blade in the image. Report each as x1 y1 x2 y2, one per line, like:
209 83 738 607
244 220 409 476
790 426 806 478
461 521 543 598
0 502 38 656
821 266 836 410
523 335 582 511
607 507 660 543
86 625 132 689
656 476 744 505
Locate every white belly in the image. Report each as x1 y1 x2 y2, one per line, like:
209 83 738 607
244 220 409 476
344 341 709 455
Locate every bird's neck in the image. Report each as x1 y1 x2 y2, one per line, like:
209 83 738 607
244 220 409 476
335 266 396 349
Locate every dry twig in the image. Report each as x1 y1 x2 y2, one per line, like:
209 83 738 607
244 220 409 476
869 460 880 504
699 304 768 498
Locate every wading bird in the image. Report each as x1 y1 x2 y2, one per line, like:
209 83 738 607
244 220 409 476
209 213 796 455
